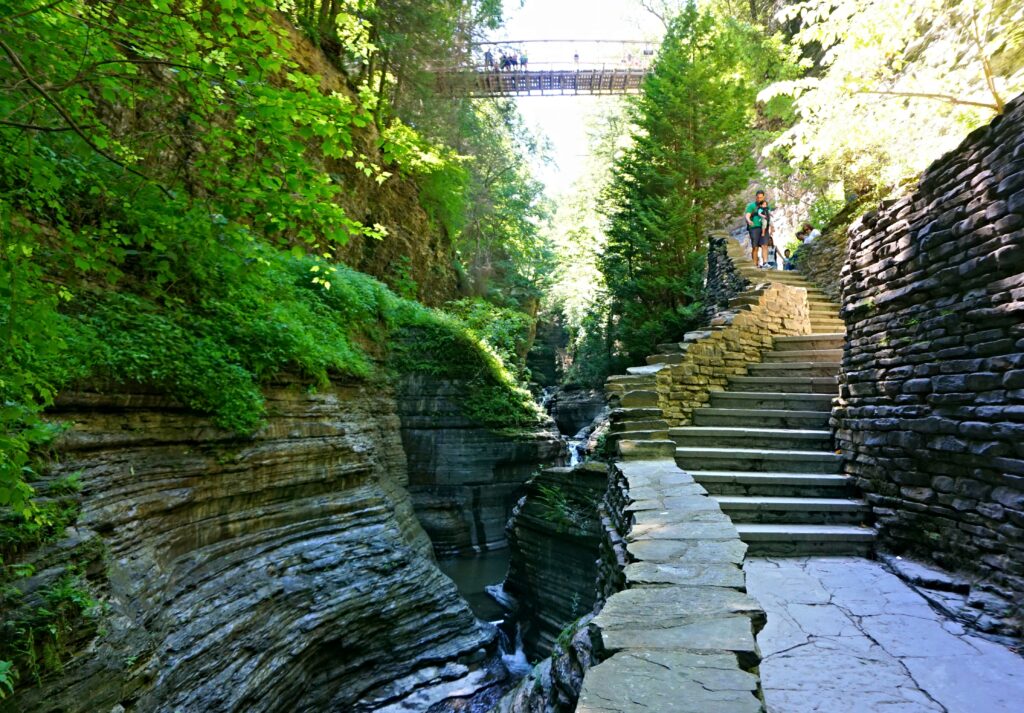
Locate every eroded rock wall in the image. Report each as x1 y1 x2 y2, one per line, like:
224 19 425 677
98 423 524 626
4 379 499 713
836 92 1024 637
397 376 563 556
503 464 608 658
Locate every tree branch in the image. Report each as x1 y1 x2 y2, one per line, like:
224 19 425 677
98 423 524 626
1 0 66 23
0 119 88 132
0 38 173 198
860 89 1000 112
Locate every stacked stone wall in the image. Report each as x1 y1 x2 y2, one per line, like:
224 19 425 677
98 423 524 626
655 283 811 425
835 93 1024 637
705 231 751 316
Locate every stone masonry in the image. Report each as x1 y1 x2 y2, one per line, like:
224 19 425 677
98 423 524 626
835 92 1024 638
605 281 811 432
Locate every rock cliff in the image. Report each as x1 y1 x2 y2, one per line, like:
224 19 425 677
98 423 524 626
3 378 505 712
397 376 564 556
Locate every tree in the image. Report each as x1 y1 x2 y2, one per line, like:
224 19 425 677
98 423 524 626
761 0 1024 194
601 5 762 366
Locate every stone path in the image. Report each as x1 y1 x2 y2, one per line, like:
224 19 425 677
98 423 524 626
746 557 1024 713
577 460 766 712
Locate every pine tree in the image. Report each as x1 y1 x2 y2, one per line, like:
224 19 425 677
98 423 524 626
601 4 759 365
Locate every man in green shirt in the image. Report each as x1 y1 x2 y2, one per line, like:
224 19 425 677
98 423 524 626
745 190 770 267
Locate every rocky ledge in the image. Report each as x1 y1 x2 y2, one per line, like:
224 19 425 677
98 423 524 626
397 375 563 556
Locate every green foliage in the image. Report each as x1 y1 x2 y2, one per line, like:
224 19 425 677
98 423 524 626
390 304 541 429
762 0 1024 195
809 194 847 229
0 659 14 699
534 482 590 534
601 7 773 365
444 298 535 380
0 564 99 690
0 2 542 525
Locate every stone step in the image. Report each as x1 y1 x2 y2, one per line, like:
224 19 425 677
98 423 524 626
610 408 664 422
670 426 832 451
736 523 875 556
747 362 840 377
708 391 834 412
609 429 670 443
620 390 660 408
607 374 657 387
726 376 838 394
810 320 846 331
715 496 869 525
610 418 670 433
626 364 668 376
646 353 687 365
773 334 845 351
692 408 830 429
675 446 843 474
619 439 677 460
687 470 855 497
764 349 843 363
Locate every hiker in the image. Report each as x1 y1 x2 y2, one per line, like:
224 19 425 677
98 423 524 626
510 53 519 71
745 190 771 267
783 249 795 271
574 51 580 67
520 51 528 70
803 222 821 244
765 236 779 269
484 49 494 69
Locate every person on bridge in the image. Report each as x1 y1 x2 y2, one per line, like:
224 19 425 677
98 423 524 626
574 51 580 67
484 49 494 70
520 51 528 71
745 190 772 268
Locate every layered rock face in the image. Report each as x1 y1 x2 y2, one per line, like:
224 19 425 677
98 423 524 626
547 388 606 436
397 376 563 556
836 92 1024 637
503 464 609 657
4 379 499 713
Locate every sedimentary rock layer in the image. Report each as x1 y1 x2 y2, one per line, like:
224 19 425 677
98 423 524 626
4 380 498 713
397 375 563 555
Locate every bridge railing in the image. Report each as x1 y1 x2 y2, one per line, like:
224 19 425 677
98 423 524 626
432 68 651 98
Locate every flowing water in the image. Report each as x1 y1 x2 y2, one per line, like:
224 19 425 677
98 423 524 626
437 549 513 622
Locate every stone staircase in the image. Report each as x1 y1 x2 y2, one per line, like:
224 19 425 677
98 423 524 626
668 240 874 555
608 238 875 556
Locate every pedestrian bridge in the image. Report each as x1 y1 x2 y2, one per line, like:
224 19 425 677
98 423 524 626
433 68 650 97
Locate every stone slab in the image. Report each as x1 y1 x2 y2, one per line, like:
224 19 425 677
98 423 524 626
748 557 1024 713
623 561 746 589
577 650 762 713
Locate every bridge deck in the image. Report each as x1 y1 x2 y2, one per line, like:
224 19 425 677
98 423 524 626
434 69 649 97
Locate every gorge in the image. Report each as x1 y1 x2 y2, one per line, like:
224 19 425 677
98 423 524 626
3 1 1024 712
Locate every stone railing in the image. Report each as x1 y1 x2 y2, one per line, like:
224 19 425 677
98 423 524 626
632 282 811 427
835 91 1024 638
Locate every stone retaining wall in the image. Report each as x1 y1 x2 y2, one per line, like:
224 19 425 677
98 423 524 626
651 283 811 426
835 92 1024 637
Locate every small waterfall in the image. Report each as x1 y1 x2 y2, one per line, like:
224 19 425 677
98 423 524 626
499 624 531 678
566 424 590 467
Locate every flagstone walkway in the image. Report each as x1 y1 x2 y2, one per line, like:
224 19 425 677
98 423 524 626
746 557 1024 713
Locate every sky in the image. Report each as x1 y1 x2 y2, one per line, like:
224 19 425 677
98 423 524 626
490 0 667 196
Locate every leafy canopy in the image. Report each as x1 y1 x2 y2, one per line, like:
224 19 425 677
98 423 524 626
761 0 1024 194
